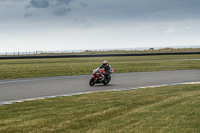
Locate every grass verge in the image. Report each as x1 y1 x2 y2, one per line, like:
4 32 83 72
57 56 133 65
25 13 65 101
0 54 200 80
1 84 200 132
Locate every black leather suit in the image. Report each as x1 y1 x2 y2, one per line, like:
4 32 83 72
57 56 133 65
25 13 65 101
99 64 111 78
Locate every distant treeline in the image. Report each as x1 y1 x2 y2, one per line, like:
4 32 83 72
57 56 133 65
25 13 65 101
1 47 200 57
1 51 200 60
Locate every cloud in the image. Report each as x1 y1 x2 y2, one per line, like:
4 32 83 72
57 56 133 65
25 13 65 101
1 0 200 23
24 13 32 18
52 0 73 16
80 2 88 7
25 0 74 17
56 0 73 5
28 0 73 9
183 26 191 30
30 0 49 8
165 26 176 34
53 8 71 16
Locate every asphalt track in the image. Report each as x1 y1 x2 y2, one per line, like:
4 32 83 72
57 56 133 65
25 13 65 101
0 70 200 104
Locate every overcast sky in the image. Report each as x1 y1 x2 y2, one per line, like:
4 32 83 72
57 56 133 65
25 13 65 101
0 0 200 52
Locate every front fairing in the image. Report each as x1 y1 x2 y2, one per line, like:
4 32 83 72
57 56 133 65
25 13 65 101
92 70 105 82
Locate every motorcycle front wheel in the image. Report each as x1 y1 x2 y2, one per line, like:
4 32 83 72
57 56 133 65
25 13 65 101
89 77 95 86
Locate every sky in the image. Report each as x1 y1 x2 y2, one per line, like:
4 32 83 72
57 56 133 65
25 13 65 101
0 0 200 52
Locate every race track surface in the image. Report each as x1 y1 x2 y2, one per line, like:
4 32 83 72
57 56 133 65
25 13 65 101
0 70 200 103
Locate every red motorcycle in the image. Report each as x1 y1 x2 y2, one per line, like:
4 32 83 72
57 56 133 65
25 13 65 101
89 68 114 86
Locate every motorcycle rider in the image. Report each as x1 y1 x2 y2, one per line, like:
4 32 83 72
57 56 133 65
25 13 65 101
98 60 112 80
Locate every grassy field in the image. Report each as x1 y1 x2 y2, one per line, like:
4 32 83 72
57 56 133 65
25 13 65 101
0 54 200 80
1 54 200 132
1 84 200 132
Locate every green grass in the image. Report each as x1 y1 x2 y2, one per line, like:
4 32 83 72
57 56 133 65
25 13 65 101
1 84 200 132
0 54 200 79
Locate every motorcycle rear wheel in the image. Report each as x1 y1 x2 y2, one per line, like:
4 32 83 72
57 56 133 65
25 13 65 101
89 77 95 86
107 76 111 83
103 79 108 85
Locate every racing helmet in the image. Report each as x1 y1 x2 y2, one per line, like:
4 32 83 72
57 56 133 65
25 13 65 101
103 60 108 65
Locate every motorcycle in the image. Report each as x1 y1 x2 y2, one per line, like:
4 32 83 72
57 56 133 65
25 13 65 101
89 68 114 86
